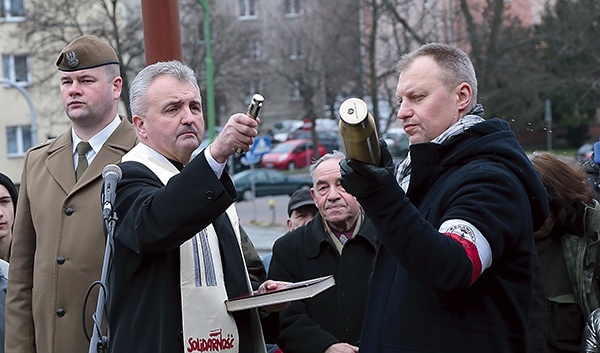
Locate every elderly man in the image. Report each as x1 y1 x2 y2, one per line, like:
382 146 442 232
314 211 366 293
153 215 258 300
339 43 549 352
268 151 378 353
107 60 285 353
6 35 137 353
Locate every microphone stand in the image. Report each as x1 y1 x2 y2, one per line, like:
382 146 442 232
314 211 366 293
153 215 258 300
88 210 118 353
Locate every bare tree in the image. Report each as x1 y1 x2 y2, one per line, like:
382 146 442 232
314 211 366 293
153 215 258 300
534 0 600 146
453 0 544 131
319 0 363 119
179 0 262 127
258 0 369 157
363 0 441 133
365 0 543 136
265 0 327 155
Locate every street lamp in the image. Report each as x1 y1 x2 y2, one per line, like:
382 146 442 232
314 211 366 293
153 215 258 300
196 0 216 141
0 78 37 146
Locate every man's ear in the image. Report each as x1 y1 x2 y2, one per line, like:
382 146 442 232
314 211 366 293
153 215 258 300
455 82 473 111
132 115 146 139
112 76 123 100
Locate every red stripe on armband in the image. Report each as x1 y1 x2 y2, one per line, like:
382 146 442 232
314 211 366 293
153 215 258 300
445 231 482 285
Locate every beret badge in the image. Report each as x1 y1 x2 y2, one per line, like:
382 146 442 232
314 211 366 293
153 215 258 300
66 51 79 68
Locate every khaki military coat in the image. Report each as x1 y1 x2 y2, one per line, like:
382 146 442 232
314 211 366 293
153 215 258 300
5 118 137 353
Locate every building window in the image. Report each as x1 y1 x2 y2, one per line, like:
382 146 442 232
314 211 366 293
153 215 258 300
284 0 302 17
0 0 25 22
239 0 257 20
2 54 30 86
244 41 262 62
289 80 301 101
7 125 32 157
288 37 303 60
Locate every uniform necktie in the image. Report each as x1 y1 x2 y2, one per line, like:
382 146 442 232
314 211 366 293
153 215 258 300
75 141 91 181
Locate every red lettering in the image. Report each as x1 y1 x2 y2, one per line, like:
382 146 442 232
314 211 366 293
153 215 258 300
185 329 236 352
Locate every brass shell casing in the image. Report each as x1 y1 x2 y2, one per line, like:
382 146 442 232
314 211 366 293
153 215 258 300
246 93 264 118
236 93 264 155
338 98 381 165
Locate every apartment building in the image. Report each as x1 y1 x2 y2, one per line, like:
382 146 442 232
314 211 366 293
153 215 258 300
1 0 38 182
181 0 362 131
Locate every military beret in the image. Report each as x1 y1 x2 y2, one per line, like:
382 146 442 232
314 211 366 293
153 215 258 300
56 35 119 72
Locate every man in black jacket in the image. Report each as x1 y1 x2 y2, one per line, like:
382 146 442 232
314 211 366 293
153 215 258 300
268 151 377 353
340 43 549 352
107 60 284 353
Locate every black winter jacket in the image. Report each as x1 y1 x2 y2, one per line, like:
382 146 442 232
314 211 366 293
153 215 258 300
108 153 266 353
353 118 549 353
268 213 377 353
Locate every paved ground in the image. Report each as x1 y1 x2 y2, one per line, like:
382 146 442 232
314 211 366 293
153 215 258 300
235 195 291 258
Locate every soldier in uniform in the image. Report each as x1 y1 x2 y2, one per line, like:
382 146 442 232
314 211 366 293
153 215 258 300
5 35 137 353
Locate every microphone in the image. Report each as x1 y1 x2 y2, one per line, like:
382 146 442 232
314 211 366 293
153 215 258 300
102 164 122 220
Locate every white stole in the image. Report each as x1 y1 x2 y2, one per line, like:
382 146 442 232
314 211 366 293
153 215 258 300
122 143 266 353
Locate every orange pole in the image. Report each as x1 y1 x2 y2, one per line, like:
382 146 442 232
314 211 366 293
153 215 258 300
140 0 183 64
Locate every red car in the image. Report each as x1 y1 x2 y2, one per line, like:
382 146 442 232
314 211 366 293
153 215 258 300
261 139 327 170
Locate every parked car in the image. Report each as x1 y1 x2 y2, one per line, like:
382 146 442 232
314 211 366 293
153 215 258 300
261 139 327 170
192 134 262 174
272 120 304 143
288 129 342 153
382 128 410 158
576 143 594 162
232 168 313 200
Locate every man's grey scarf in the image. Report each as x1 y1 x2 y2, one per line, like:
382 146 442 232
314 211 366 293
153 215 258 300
395 104 485 191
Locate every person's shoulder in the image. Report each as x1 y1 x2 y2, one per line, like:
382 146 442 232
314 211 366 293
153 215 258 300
120 160 155 177
29 132 61 151
33 136 54 147
108 118 137 147
273 221 321 249
358 217 379 241
0 259 8 280
115 117 135 134
118 161 167 192
584 199 600 229
273 227 304 248
24 134 65 159
28 139 53 153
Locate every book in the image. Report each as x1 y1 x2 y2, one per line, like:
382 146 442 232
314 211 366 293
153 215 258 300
225 275 335 312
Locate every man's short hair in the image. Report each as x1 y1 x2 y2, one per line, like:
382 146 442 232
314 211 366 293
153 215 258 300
396 43 478 108
309 150 345 180
129 60 200 117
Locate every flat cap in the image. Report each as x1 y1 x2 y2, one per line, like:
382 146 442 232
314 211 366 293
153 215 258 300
56 35 119 72
287 188 316 216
